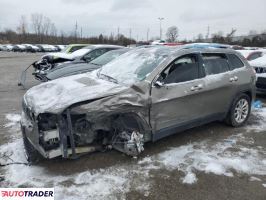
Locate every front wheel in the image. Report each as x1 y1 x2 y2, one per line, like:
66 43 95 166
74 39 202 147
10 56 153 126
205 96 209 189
225 94 251 127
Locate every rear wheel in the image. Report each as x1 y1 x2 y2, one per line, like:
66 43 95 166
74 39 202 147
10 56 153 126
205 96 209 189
225 94 251 127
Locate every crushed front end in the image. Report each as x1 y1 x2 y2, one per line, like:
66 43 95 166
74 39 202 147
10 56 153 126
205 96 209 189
21 100 146 160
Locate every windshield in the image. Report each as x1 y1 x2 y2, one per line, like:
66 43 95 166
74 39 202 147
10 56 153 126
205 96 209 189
90 49 129 66
70 48 92 57
99 48 168 85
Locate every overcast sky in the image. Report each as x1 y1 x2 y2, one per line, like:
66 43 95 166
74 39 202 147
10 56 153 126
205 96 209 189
0 0 265 40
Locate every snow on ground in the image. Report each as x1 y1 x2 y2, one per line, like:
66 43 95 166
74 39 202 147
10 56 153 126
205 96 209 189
1 108 266 199
3 114 21 132
246 107 266 132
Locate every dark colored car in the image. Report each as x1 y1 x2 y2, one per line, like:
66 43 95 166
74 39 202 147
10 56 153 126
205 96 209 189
32 45 123 79
21 46 255 161
37 49 130 82
12 45 26 52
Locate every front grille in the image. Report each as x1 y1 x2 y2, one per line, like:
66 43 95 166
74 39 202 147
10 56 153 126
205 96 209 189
254 67 266 74
256 77 266 89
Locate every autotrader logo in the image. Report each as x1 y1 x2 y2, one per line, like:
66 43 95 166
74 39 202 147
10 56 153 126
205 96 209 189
0 188 54 200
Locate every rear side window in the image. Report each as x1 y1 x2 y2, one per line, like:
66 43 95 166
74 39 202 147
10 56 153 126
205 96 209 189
202 54 229 75
227 54 244 69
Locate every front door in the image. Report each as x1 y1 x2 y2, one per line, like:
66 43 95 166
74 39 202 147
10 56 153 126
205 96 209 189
150 53 208 140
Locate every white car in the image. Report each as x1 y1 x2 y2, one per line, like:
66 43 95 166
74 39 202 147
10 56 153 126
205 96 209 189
237 49 266 61
249 55 266 93
151 40 166 45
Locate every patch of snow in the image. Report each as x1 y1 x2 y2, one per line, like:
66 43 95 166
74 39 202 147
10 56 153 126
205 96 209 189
139 133 266 184
0 139 150 199
2 109 266 198
3 114 21 132
182 172 197 184
249 176 262 182
263 184 266 188
246 107 266 132
100 47 168 85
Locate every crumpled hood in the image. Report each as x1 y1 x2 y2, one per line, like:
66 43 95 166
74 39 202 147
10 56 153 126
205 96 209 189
24 72 127 115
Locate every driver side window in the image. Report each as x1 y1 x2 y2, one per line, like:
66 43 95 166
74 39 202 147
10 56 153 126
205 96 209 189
159 54 200 84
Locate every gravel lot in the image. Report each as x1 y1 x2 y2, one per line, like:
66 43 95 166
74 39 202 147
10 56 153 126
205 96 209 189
0 52 266 200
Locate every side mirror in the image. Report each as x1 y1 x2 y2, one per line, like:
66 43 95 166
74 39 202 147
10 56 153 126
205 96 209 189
154 81 164 88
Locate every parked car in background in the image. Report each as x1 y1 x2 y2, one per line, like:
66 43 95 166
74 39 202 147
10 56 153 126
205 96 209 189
36 44 57 52
4 44 14 51
21 46 255 161
33 44 123 73
37 48 130 81
151 40 166 45
24 44 40 53
54 45 66 52
12 44 27 52
237 49 266 61
184 43 231 49
61 44 89 54
249 55 266 93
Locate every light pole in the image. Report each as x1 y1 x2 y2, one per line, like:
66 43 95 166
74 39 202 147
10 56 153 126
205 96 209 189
158 17 164 40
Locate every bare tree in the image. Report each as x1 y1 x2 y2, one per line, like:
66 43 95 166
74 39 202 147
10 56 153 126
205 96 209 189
196 33 204 42
249 30 258 36
31 13 43 36
50 23 57 37
226 28 237 43
17 15 28 35
42 16 52 36
166 26 179 42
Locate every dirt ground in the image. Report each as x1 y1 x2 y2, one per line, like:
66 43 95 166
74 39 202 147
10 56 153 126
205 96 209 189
0 52 266 200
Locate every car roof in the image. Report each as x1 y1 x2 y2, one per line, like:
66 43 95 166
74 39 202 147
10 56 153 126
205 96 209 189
126 45 238 57
84 44 124 49
68 44 89 47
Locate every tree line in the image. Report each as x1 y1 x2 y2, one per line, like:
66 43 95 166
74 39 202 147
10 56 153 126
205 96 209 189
165 26 266 47
0 14 136 46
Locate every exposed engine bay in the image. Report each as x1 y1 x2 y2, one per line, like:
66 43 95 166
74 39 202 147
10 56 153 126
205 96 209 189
24 108 146 159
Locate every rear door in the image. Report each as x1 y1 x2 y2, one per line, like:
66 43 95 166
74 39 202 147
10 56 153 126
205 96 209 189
200 53 235 115
226 53 254 97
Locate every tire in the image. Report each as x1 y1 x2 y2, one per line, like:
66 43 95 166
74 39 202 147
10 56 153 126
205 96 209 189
225 94 251 127
22 129 42 163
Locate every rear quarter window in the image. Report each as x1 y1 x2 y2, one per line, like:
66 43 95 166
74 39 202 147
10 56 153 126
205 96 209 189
202 54 230 75
227 54 244 70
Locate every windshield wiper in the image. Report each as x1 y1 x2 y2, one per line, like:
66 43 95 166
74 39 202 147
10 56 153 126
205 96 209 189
99 73 118 84
90 62 100 66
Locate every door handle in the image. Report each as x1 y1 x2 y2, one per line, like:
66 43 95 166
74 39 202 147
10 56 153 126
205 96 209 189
229 77 235 82
191 84 203 91
229 76 238 82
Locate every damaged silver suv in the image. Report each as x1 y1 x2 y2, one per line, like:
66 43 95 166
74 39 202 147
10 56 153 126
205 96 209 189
21 46 256 162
